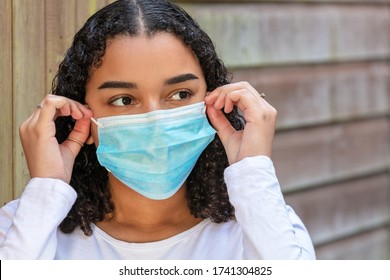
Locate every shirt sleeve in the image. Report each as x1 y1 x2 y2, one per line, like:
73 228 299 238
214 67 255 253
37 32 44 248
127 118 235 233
224 156 316 260
0 178 77 259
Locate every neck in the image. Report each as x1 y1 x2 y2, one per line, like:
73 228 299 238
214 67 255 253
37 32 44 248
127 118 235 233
96 173 202 243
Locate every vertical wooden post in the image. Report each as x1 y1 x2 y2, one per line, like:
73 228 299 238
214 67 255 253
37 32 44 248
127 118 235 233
0 0 13 205
12 0 46 197
45 0 77 93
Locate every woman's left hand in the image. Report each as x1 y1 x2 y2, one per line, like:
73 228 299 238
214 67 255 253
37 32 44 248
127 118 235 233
205 81 277 165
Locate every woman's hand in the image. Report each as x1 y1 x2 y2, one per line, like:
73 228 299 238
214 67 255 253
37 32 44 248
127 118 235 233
205 81 277 165
19 95 93 183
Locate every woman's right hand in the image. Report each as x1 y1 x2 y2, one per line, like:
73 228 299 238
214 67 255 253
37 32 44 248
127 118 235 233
19 95 93 184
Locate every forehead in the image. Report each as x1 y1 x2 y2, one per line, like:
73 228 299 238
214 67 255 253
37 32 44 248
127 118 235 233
88 33 203 83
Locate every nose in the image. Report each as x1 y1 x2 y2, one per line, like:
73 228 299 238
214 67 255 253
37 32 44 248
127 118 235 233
140 98 164 114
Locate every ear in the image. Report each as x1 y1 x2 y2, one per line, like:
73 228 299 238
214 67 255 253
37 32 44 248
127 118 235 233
84 104 97 146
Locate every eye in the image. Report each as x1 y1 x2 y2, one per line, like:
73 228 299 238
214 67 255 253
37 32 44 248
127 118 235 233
110 96 134 106
170 90 192 101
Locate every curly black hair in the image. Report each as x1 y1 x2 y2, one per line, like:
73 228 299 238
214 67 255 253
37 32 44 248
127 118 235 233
53 0 244 236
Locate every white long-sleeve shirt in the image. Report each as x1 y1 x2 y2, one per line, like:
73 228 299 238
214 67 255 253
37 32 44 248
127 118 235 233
0 156 316 259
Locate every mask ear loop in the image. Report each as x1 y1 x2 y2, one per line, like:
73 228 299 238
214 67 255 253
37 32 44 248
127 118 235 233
203 92 210 114
201 104 206 114
90 117 102 128
84 104 102 128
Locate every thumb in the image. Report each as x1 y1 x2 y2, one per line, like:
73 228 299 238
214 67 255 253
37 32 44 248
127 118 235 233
63 117 91 157
206 104 236 146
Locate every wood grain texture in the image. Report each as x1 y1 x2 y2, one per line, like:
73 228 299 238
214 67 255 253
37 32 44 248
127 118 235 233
285 173 390 246
273 118 390 192
0 0 13 205
12 0 46 197
45 0 77 93
1 0 389 259
314 227 390 259
232 62 390 130
179 3 390 68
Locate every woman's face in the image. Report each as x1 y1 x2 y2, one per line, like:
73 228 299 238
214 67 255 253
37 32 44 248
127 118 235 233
85 33 207 145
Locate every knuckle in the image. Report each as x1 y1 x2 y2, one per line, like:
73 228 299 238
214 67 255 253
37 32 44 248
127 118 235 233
267 109 277 120
238 81 250 88
19 121 27 136
258 108 277 122
19 120 34 140
44 94 65 107
44 94 56 105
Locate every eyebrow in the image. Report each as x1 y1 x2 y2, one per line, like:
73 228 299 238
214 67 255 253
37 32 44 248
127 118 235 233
98 81 136 90
97 73 199 90
164 73 199 85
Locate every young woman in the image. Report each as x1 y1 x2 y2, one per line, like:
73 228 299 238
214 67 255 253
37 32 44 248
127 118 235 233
0 0 315 259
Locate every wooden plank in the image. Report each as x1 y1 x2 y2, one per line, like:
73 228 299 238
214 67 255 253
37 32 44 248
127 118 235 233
12 0 46 198
178 1 390 3
285 173 390 247
314 227 390 259
273 118 390 192
179 3 390 67
76 0 111 31
0 0 13 205
232 62 390 130
45 0 77 93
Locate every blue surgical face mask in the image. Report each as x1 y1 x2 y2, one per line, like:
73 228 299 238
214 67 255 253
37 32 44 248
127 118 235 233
92 102 216 200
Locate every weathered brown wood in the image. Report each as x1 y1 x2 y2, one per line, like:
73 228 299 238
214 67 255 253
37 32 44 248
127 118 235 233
0 0 13 205
178 1 390 3
45 0 77 93
232 62 390 130
76 0 112 31
12 0 46 197
273 118 390 192
1 0 389 260
285 173 390 247
315 227 390 259
179 3 390 68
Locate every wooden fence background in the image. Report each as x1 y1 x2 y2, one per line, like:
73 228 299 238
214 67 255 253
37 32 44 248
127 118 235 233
1 0 389 259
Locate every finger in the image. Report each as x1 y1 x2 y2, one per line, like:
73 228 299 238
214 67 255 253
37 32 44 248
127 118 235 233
63 117 91 157
214 92 227 110
36 95 70 124
206 104 236 143
205 86 229 110
69 101 93 120
204 89 219 105
206 82 257 110
26 100 51 126
225 89 274 123
20 104 49 141
38 95 92 124
223 88 251 114
78 103 93 118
